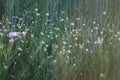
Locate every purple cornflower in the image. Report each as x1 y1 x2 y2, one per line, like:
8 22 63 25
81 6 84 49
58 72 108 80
0 29 2 32
9 32 18 38
47 69 53 74
85 34 91 38
12 16 18 19
88 49 94 53
46 18 51 24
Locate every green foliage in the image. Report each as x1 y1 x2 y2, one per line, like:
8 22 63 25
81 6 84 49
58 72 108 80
0 0 120 80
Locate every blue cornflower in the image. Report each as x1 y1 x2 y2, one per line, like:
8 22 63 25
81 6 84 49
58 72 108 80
46 18 51 24
8 32 18 38
85 34 91 38
88 49 94 53
47 69 53 74
0 29 2 32
12 16 18 19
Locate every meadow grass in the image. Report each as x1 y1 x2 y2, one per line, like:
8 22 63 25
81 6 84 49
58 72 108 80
0 0 120 80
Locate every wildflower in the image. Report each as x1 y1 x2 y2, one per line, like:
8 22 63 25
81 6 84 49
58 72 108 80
93 21 96 24
85 34 90 38
46 13 49 16
51 37 54 39
38 65 42 68
36 13 40 16
45 44 49 47
91 29 93 32
67 50 71 53
40 32 44 35
86 49 88 51
66 56 70 59
87 40 90 43
73 63 76 66
75 37 78 40
44 47 47 51
32 22 34 24
55 35 58 38
61 11 65 14
31 34 34 38
12 16 18 19
117 32 120 35
63 41 67 45
96 37 103 44
22 31 26 35
75 18 80 20
53 60 57 63
17 47 22 51
94 27 99 30
70 22 75 26
0 29 2 32
9 32 18 38
47 69 53 74
66 17 69 20
60 19 64 22
100 73 104 77
68 45 72 48
0 45 3 49
88 49 94 53
18 53 21 56
83 23 86 26
47 35 51 38
4 65 8 69
14 62 16 65
100 31 104 34
41 41 45 44
49 31 53 34
102 11 107 15
35 8 38 11
79 44 83 49
46 18 51 24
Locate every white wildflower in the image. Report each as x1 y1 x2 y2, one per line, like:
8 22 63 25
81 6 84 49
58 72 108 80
67 50 71 53
83 23 86 26
93 21 96 24
41 41 45 44
75 18 80 20
46 13 49 16
71 22 75 26
4 65 8 69
63 41 67 45
102 11 107 15
100 73 104 77
35 8 38 11
40 32 44 35
18 47 22 51
36 13 40 16
60 19 64 22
